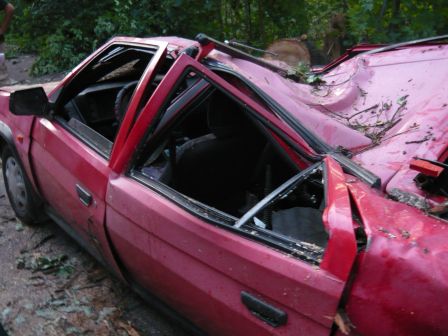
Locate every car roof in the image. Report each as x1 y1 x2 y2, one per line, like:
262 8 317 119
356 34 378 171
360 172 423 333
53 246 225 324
110 36 448 196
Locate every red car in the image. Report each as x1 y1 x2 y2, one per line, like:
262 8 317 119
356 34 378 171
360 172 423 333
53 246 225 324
1 34 447 336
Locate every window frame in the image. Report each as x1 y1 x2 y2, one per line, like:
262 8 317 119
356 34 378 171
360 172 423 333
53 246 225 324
50 42 168 161
127 66 327 264
56 115 113 159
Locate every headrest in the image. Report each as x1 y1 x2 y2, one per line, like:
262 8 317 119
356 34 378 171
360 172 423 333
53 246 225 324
207 91 246 138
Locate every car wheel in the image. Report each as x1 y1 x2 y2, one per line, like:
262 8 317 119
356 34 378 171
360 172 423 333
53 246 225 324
2 146 41 225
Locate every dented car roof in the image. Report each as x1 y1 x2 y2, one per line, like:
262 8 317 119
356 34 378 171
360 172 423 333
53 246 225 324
148 35 447 207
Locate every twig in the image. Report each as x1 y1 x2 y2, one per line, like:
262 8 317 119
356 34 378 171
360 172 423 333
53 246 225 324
75 283 104 291
20 234 55 253
353 124 419 155
32 234 55 250
346 104 379 121
405 135 431 144
389 103 406 123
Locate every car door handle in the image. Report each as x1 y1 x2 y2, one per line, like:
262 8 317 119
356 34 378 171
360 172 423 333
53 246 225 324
241 291 287 327
76 184 92 206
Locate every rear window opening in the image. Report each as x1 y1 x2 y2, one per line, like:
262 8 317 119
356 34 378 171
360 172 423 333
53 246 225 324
134 74 328 261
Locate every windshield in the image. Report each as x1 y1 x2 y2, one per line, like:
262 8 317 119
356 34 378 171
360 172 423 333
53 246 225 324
205 60 381 188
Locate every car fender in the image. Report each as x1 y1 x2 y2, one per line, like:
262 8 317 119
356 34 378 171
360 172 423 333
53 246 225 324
345 181 448 335
0 118 43 206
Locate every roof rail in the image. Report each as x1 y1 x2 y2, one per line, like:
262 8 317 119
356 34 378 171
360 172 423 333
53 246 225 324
195 33 293 79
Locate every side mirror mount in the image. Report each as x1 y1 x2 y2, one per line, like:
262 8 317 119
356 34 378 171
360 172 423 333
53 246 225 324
9 87 49 116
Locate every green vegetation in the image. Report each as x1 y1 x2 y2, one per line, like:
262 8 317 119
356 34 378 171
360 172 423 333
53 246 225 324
6 0 448 76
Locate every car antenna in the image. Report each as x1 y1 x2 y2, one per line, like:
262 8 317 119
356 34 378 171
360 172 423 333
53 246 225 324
224 39 278 57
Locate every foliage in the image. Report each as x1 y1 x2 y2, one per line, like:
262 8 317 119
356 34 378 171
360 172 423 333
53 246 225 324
288 62 324 85
5 0 448 76
345 0 448 44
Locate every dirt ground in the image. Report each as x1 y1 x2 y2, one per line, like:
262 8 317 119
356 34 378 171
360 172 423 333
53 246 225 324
3 54 65 85
0 55 189 336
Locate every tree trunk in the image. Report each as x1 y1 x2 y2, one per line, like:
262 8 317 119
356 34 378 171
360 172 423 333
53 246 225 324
379 0 388 19
257 0 264 45
388 0 401 37
218 0 224 40
244 0 252 41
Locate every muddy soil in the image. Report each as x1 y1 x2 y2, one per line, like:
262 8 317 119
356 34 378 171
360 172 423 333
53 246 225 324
4 54 65 85
0 55 189 336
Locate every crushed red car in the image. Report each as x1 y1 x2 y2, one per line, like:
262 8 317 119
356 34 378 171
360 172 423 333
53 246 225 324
0 34 447 336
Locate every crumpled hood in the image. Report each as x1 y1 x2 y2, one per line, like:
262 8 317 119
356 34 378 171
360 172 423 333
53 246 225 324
315 45 448 205
212 44 448 205
316 45 448 192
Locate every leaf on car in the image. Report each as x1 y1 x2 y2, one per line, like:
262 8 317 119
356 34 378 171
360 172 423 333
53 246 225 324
396 94 409 106
288 62 325 85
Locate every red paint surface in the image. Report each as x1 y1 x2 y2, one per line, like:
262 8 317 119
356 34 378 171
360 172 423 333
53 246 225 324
346 181 448 336
409 159 444 177
106 176 345 335
320 157 357 281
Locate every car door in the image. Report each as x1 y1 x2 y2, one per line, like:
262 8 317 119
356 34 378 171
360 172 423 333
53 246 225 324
105 54 358 335
29 40 168 269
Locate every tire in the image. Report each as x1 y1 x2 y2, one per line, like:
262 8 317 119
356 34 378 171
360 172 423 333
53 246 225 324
2 146 41 225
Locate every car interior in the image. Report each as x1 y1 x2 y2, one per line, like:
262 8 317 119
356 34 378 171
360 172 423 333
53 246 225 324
138 81 328 248
61 46 171 145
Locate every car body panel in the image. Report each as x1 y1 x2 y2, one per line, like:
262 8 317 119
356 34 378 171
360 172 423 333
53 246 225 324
30 118 110 251
320 156 357 281
346 180 448 335
106 174 345 335
0 90 38 188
